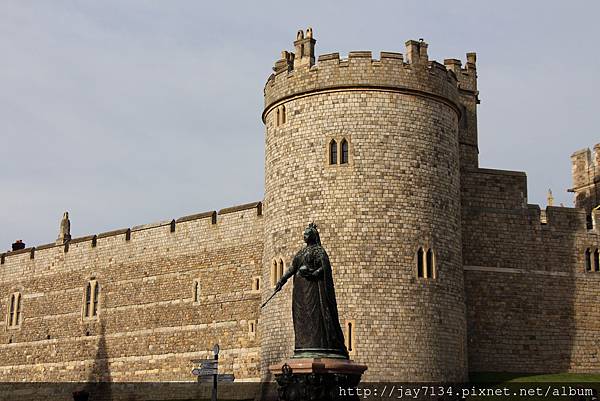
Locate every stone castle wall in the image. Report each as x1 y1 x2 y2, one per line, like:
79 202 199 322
0 203 264 382
0 29 599 387
461 168 600 372
261 33 469 381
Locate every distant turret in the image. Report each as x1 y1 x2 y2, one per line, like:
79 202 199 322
445 51 479 170
569 144 600 213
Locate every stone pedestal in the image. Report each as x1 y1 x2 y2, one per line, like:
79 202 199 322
269 358 367 401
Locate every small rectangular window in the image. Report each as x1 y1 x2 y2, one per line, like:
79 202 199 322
347 322 352 351
585 249 592 272
417 248 424 278
7 293 22 328
84 280 99 319
84 283 91 317
340 139 348 164
426 249 434 279
272 259 285 286
92 283 99 316
8 294 15 326
329 140 338 165
345 320 356 355
193 280 200 303
15 294 22 326
278 260 284 281
271 261 276 287
252 277 261 292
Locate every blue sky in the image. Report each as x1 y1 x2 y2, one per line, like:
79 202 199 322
1 1 598 248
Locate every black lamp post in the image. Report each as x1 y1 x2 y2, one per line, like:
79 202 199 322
212 343 220 401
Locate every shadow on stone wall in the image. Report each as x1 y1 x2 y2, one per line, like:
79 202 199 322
463 203 587 374
81 321 112 401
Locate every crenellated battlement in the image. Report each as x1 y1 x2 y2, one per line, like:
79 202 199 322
1 27 599 388
1 28 599 385
444 53 477 93
263 28 477 122
0 201 263 270
536 204 600 233
0 200 265 383
262 28 473 381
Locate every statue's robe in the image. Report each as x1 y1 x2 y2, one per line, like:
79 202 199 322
290 244 347 357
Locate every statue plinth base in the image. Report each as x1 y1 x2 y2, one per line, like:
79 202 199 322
269 358 367 401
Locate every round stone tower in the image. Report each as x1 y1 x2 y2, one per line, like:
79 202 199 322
261 29 475 381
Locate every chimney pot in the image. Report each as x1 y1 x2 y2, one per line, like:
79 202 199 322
12 240 25 251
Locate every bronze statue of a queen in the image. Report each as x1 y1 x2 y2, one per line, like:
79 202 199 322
275 223 348 359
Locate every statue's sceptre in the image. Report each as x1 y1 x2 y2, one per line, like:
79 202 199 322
261 281 284 308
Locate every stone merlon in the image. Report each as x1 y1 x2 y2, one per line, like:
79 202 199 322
264 29 477 122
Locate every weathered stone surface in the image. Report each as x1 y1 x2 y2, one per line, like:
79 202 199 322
262 31 467 382
0 29 598 387
0 205 263 382
461 168 600 373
